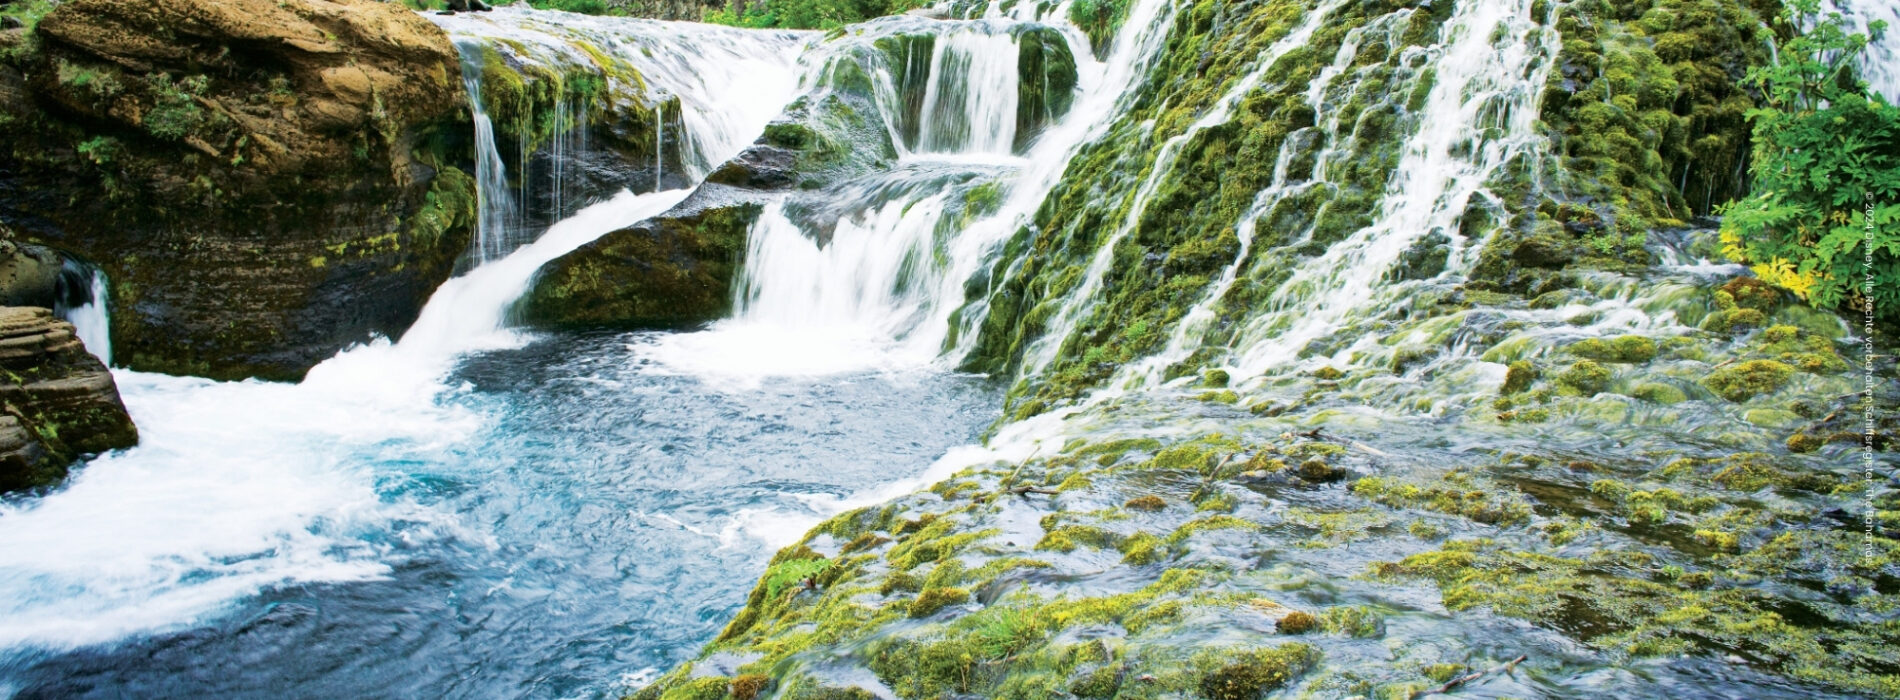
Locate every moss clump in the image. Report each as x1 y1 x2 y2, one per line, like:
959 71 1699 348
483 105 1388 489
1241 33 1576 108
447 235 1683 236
657 676 730 700
1196 644 1320 700
1202 369 1231 387
1785 432 1825 453
1501 360 1538 394
1628 382 1687 404
730 674 770 700
1275 611 1317 635
908 587 970 618
1312 366 1344 380
1038 524 1123 552
1755 325 1847 373
1119 532 1167 565
1068 664 1121 697
1703 359 1793 402
1352 474 1532 526
1557 360 1612 395
1568 335 1658 363
1124 495 1168 511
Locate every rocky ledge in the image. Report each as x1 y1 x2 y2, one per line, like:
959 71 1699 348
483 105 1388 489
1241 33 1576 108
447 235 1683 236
0 0 476 381
0 306 136 493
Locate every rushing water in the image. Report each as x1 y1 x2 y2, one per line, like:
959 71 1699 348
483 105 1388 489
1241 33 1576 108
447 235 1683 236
2 0 1892 696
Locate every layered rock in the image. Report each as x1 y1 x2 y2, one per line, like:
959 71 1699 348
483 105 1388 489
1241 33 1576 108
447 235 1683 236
0 306 136 493
0 0 476 381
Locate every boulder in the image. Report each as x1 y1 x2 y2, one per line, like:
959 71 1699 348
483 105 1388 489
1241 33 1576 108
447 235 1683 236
520 187 763 329
0 306 137 492
0 0 475 381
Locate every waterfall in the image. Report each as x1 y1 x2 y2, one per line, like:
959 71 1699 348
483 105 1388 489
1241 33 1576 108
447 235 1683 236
1017 0 1349 380
458 46 522 265
1222 0 1559 382
0 12 806 656
648 2 1179 380
437 8 808 262
1824 0 1900 101
52 259 112 366
915 31 1022 154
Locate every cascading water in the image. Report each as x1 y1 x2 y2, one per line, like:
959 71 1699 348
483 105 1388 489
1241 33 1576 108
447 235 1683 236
0 14 882 696
1222 0 1559 381
1017 0 1350 381
439 8 807 263
51 259 112 366
652 0 1180 383
914 30 1022 155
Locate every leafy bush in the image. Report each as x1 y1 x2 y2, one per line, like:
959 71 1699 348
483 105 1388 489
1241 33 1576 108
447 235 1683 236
1719 0 1900 319
704 0 923 30
530 0 613 14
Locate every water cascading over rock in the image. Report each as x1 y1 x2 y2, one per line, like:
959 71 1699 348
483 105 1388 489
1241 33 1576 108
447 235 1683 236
433 7 808 264
520 15 1082 337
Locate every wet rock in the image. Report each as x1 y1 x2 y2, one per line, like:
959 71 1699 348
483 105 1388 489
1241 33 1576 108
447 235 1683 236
521 188 763 329
0 233 63 308
0 306 136 492
0 0 472 381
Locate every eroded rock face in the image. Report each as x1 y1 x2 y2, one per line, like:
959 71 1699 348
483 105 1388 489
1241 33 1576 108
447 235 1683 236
0 306 136 493
0 0 476 381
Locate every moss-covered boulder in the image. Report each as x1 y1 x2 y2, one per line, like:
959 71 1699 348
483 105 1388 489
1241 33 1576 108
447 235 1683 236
0 306 136 492
520 187 762 329
0 0 474 380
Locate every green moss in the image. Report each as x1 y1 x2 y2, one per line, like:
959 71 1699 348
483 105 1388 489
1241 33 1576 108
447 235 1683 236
909 587 971 618
1351 473 1531 526
1568 335 1658 363
1195 643 1320 700
1628 382 1687 404
1119 532 1167 565
1501 360 1538 394
1124 495 1168 511
1703 359 1793 402
1557 359 1612 395
657 676 730 700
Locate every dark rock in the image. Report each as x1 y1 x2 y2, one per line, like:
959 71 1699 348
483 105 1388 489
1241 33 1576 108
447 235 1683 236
520 186 763 329
0 232 62 308
0 0 474 381
1511 231 1577 268
706 145 799 190
0 306 137 493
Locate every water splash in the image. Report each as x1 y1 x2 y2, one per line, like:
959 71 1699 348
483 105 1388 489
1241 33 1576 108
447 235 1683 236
52 259 112 366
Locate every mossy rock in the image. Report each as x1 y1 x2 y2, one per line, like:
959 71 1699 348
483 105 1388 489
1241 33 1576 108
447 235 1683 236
1703 360 1793 402
522 193 762 329
1557 360 1612 395
1568 335 1657 363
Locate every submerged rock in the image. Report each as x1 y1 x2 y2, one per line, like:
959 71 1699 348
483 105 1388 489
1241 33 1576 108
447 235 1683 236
0 0 474 381
0 306 136 492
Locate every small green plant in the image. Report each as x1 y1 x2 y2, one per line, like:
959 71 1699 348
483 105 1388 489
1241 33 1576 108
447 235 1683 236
143 73 212 141
763 556 830 598
1719 0 1899 318
76 136 121 165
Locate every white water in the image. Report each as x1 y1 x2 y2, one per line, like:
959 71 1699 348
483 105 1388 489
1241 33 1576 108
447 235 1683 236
916 30 1023 154
0 190 686 652
460 59 522 263
1824 0 1900 101
643 0 1180 384
0 10 798 652
1018 0 1348 379
1224 0 1559 381
54 264 113 366
438 8 807 263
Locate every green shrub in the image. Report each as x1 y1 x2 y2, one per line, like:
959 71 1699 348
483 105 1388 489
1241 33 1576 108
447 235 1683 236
1718 0 1899 319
